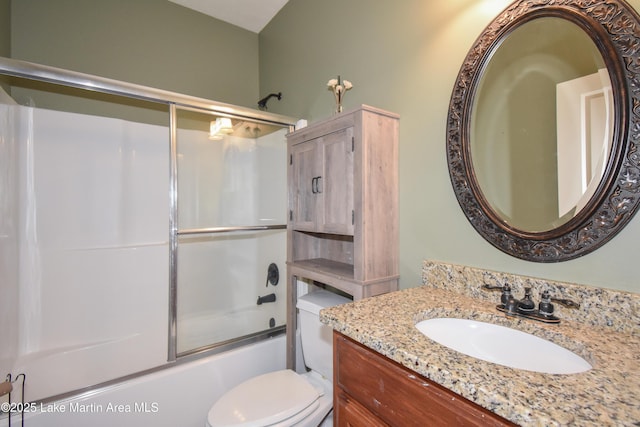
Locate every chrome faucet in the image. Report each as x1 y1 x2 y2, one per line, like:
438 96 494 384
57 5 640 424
483 284 579 324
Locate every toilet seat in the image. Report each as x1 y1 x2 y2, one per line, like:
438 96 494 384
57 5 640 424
207 369 322 427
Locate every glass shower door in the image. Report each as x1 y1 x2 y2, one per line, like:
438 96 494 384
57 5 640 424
174 108 288 356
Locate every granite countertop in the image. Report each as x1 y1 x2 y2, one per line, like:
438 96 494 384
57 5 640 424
320 286 640 426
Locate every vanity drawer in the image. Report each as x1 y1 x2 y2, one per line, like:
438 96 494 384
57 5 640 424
333 332 515 427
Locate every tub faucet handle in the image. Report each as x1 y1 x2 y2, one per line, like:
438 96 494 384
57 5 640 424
265 263 279 287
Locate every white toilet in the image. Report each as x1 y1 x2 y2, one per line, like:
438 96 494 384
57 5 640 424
206 289 350 427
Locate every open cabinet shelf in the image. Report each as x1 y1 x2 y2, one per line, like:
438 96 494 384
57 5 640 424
289 259 354 280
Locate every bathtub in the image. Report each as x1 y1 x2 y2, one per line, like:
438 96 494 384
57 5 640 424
1 78 290 427
5 305 285 405
0 335 286 427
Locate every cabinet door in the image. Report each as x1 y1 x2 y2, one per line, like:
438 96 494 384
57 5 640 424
290 139 321 231
319 127 354 235
336 393 389 427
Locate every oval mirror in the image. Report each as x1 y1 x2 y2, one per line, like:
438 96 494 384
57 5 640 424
447 0 640 262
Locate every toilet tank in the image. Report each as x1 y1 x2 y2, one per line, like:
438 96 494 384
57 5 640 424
296 290 351 380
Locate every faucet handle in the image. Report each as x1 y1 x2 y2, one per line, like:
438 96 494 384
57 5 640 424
550 297 580 309
538 290 555 317
482 284 511 306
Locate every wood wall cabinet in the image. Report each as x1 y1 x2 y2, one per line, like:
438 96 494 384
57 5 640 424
290 126 355 234
333 332 517 427
286 105 399 368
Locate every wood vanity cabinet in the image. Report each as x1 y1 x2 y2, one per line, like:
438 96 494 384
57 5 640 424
286 105 399 368
333 332 517 427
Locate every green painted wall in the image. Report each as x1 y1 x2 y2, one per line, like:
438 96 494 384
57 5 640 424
259 0 640 293
9 0 259 109
0 0 8 57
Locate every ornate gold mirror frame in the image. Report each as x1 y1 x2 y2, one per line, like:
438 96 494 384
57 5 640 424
447 0 640 262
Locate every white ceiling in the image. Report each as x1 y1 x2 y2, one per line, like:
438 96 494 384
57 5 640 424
168 0 289 33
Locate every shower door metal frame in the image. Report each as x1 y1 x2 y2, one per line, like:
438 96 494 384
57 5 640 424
0 56 296 364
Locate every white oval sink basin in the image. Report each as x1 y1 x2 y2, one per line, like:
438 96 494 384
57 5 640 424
415 318 592 374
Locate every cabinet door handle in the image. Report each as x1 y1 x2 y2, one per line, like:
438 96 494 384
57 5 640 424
311 176 322 194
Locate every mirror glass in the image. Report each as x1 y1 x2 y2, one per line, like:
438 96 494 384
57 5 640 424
471 17 611 232
446 0 640 262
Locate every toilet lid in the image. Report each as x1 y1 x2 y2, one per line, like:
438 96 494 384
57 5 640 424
207 370 321 427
